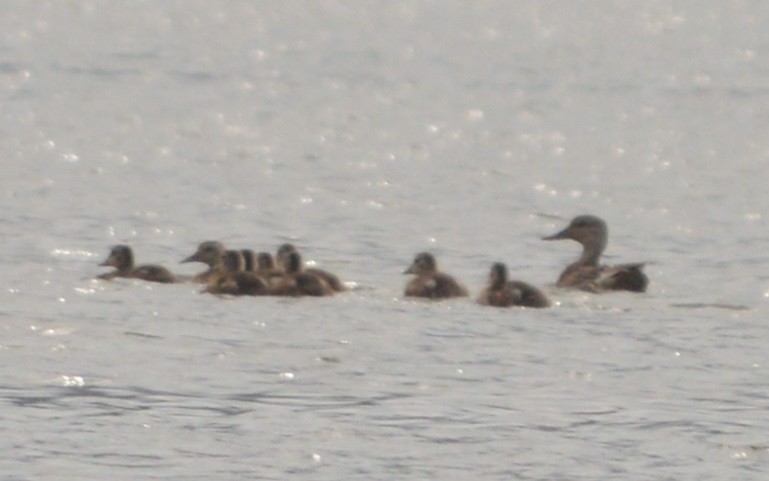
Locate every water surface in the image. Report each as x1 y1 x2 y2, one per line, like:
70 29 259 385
2 2 769 480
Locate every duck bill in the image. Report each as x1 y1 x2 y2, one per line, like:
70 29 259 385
98 259 112 267
181 253 199 264
542 228 569 241
403 264 416 275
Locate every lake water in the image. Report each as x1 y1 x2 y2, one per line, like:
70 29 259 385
3 1 769 479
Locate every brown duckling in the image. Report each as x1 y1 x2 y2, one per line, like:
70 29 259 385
477 262 550 308
251 251 284 288
256 251 277 272
241 249 257 272
403 252 469 299
204 250 269 296
543 215 648 292
97 245 176 283
272 251 334 297
276 243 345 292
181 241 227 283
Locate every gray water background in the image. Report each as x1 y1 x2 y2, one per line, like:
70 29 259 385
2 1 769 479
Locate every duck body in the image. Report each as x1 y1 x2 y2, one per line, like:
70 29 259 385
252 251 285 289
556 262 647 293
477 263 550 308
273 251 334 296
205 271 269 296
544 215 648 293
305 268 345 292
203 250 269 296
276 243 345 292
403 252 468 299
272 273 332 297
98 245 176 283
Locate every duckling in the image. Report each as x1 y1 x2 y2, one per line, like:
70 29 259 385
543 215 648 292
477 262 550 308
204 250 269 296
97 245 176 283
275 243 295 269
272 251 334 297
256 251 277 272
253 251 284 288
241 249 257 273
403 252 469 299
181 241 227 283
276 243 345 292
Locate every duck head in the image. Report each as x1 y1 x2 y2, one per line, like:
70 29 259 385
543 215 608 258
257 252 276 270
240 249 256 272
404 252 438 275
283 251 303 274
276 243 298 267
182 241 226 266
489 262 508 288
99 245 134 271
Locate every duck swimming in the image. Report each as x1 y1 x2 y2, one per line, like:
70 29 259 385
403 252 469 299
181 241 227 283
477 262 550 308
543 215 648 292
276 243 345 292
252 251 283 288
273 251 334 297
204 250 269 296
240 249 257 272
97 245 176 283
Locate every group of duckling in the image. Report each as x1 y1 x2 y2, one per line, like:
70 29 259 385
97 215 649 308
99 241 345 297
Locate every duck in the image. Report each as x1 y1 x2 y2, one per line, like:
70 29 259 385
203 250 269 296
477 262 550 308
97 245 176 283
403 252 469 299
253 251 284 288
276 243 345 292
181 241 227 283
543 215 648 292
256 251 277 272
240 249 257 272
272 251 334 297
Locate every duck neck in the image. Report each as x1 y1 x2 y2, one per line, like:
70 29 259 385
578 239 605 266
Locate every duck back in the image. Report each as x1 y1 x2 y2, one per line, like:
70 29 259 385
596 263 648 292
131 265 176 284
478 281 550 308
405 273 468 299
272 273 333 297
306 268 345 292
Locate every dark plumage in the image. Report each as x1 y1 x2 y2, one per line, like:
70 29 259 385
257 252 277 271
97 245 176 283
477 262 550 308
272 251 334 297
543 215 648 292
203 250 269 296
403 252 469 299
276 243 345 292
241 249 257 272
253 251 283 288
